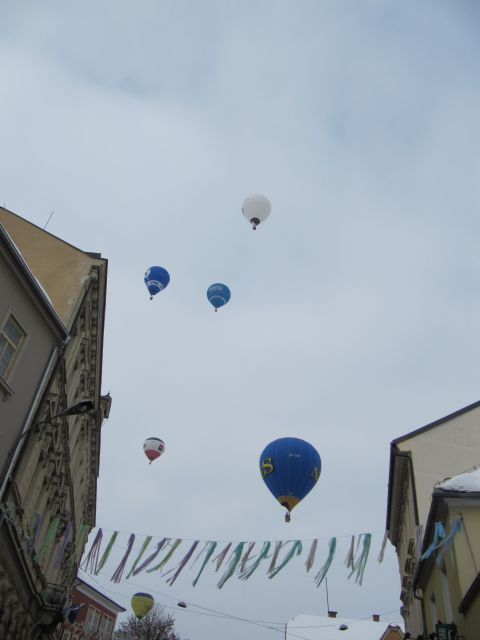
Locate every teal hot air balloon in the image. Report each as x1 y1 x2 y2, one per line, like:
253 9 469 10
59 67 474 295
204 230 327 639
259 437 321 521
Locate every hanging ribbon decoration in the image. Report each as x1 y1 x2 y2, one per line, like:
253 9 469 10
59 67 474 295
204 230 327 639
419 522 447 561
147 539 182 573
79 527 394 589
193 541 218 587
111 534 135 583
217 542 246 589
348 533 372 586
166 541 200 586
95 531 118 575
239 541 271 581
125 536 152 579
314 537 337 587
133 538 167 576
80 528 103 573
435 518 462 567
269 540 303 579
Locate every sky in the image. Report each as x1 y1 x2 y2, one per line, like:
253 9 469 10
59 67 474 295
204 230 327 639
2 1 480 638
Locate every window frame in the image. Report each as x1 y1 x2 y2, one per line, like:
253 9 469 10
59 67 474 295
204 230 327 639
85 605 102 633
0 311 27 380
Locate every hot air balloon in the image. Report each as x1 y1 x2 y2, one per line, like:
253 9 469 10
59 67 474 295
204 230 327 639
242 194 271 230
259 437 321 522
143 438 165 463
131 592 154 618
207 283 231 312
144 266 170 300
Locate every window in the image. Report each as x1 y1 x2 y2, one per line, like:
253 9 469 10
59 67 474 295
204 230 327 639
0 315 25 377
85 606 101 633
99 614 114 638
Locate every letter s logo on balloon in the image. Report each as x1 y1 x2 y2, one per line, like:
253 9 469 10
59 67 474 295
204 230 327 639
261 457 275 478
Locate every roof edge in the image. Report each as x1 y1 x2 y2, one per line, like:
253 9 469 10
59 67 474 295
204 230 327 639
392 400 480 446
0 224 68 337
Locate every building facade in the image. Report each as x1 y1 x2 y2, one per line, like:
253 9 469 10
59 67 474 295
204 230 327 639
414 468 480 639
0 208 111 639
386 401 480 636
61 577 125 640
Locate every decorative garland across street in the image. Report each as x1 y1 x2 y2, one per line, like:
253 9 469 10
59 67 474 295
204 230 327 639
78 527 392 589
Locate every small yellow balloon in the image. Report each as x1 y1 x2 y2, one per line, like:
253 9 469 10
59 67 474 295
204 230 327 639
131 592 154 618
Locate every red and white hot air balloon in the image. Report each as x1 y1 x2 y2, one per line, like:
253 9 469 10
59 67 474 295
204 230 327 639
143 437 165 464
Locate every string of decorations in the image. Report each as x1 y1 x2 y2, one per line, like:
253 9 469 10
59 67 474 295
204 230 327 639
79 526 390 589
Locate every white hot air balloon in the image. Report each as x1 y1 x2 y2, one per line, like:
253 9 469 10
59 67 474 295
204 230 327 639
242 194 271 230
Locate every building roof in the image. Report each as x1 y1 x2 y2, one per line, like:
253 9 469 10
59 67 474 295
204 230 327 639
436 467 480 493
0 223 68 337
386 401 480 536
391 400 480 446
288 615 403 640
76 575 126 613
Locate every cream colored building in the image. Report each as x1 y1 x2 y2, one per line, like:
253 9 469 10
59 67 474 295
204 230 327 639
414 468 480 639
0 208 111 639
386 401 480 637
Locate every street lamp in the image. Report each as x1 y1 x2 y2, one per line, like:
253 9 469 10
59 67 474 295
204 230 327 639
0 399 95 502
15 398 95 444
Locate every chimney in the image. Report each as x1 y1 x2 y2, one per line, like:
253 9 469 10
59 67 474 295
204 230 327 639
328 611 337 618
372 614 380 622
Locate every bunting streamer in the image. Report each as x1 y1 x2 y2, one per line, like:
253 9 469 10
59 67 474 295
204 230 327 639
239 541 271 581
79 526 396 589
435 518 462 567
377 530 388 563
268 541 284 574
217 542 245 589
111 534 135 583
55 520 73 568
28 512 42 551
133 538 167 576
75 522 90 560
166 541 200 586
37 516 60 564
269 540 302 578
95 531 118 575
419 522 447 561
314 537 337 587
126 536 152 579
348 533 372 585
240 542 256 573
80 528 103 573
305 539 318 572
147 539 182 573
213 543 232 572
193 541 218 587
344 535 355 571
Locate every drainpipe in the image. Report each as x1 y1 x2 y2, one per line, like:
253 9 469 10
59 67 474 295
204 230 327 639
0 337 69 504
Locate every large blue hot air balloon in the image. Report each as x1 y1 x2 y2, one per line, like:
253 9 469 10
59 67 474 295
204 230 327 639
207 283 231 312
144 266 170 300
259 437 321 521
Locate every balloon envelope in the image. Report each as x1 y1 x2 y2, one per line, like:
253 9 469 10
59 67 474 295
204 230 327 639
144 266 170 298
131 592 154 618
143 437 165 463
259 437 321 514
207 283 231 310
242 194 271 229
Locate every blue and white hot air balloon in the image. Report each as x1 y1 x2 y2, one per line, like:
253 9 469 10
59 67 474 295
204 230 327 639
207 283 231 312
144 266 170 300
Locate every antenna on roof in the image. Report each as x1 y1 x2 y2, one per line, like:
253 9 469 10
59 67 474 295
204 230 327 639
44 211 54 230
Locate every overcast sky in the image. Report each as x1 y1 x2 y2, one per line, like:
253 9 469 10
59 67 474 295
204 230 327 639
2 2 480 639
